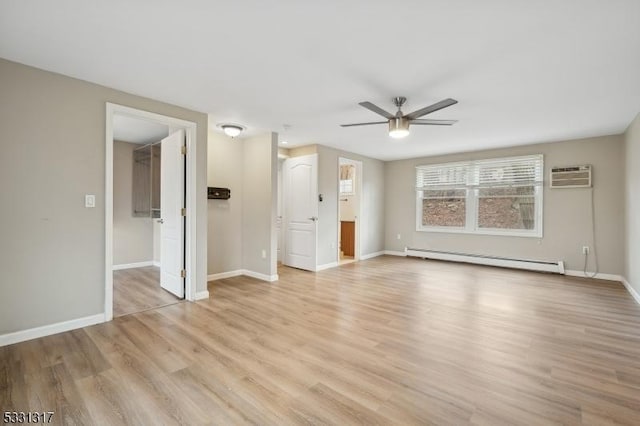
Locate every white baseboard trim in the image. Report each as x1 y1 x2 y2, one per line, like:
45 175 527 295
384 250 407 257
564 270 623 282
360 251 385 260
207 270 243 281
195 290 210 300
113 261 154 270
207 269 278 282
0 313 105 347
153 261 161 267
316 262 338 271
622 278 640 305
243 270 279 282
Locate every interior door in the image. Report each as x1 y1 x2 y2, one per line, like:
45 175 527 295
160 129 185 298
283 154 318 271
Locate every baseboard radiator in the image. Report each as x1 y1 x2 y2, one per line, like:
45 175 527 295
405 248 565 274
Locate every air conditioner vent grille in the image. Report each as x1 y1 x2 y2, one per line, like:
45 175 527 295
550 165 592 188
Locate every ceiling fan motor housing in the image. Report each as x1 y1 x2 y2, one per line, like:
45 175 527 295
389 116 410 138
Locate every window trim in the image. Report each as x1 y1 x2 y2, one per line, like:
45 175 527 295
415 155 544 238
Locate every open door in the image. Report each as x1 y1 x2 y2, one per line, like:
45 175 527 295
283 154 318 271
159 129 185 298
338 158 362 264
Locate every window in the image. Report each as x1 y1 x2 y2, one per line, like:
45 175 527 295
340 179 354 194
340 164 355 195
416 155 543 237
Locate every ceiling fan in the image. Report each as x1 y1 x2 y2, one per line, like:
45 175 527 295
341 96 458 138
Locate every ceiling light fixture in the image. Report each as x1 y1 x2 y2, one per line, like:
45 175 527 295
388 117 410 139
281 140 288 145
218 123 245 138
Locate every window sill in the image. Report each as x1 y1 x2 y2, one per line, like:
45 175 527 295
416 226 542 238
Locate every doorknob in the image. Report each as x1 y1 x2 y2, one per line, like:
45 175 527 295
157 218 164 224
308 216 318 222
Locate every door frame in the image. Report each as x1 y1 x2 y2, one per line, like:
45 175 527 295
105 103 197 321
337 157 363 262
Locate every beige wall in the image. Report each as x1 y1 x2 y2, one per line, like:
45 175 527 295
624 113 640 292
288 144 318 158
113 141 153 265
242 133 278 277
206 131 278 278
207 130 243 275
0 58 208 335
315 145 386 265
385 135 625 275
153 221 161 265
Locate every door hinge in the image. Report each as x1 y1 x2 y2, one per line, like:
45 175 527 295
181 207 186 216
180 269 186 278
181 145 187 155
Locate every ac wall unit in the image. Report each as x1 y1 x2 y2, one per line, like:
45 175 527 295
550 165 591 188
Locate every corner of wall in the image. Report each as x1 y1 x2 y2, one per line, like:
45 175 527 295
623 112 640 297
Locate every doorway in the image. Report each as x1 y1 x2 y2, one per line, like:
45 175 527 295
111 118 180 317
338 158 362 265
105 104 197 321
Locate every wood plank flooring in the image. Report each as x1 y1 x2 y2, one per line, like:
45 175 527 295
2 256 640 425
113 266 180 317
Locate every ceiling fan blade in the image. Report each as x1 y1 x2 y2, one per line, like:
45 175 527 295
406 98 458 120
340 121 388 127
411 119 457 126
358 102 395 119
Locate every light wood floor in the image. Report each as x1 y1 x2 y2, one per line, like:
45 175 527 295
2 256 640 425
113 266 181 317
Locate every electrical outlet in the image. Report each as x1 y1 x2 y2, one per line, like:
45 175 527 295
397 233 401 240
85 194 95 208
582 246 590 255
261 249 267 259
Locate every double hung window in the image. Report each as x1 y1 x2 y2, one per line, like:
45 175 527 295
416 155 543 237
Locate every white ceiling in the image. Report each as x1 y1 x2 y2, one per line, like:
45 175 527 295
1 1 639 160
113 114 168 145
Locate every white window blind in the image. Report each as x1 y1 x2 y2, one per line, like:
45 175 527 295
476 155 543 188
417 155 543 190
416 161 470 190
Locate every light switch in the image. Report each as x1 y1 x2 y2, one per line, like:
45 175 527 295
85 194 96 208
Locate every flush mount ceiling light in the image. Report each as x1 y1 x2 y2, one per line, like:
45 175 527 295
218 123 245 138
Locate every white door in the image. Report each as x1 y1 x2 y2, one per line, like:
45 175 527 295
283 154 318 271
160 129 185 298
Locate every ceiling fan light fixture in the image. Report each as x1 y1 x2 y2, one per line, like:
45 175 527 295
218 123 245 138
388 117 410 139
